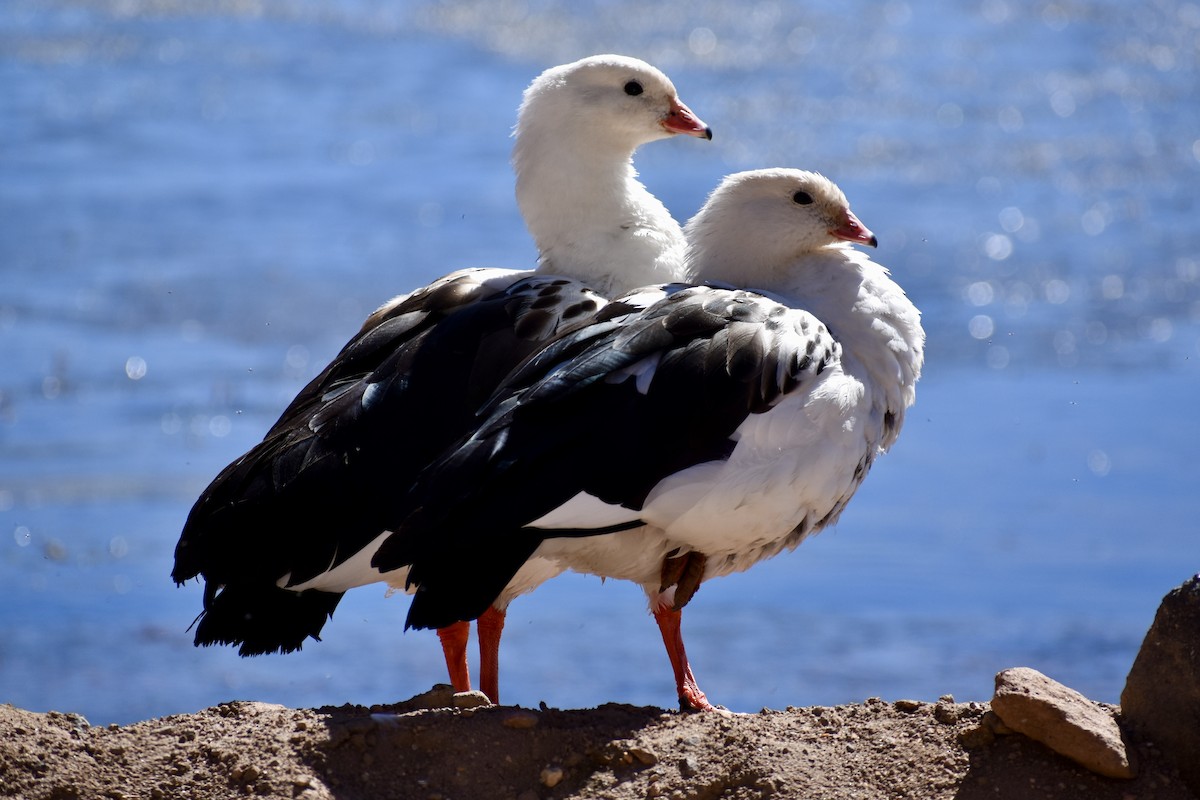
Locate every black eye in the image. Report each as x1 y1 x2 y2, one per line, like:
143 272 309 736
792 191 813 205
624 80 644 96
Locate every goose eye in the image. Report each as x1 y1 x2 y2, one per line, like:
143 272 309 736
624 80 644 96
792 191 814 205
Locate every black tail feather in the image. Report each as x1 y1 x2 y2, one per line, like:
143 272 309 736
192 582 344 657
402 529 543 631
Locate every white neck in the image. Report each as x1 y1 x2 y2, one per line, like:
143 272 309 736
513 124 686 297
690 240 925 429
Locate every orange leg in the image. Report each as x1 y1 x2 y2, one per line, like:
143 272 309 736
476 605 506 704
653 605 714 711
436 621 472 694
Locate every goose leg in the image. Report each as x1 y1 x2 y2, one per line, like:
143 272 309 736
476 605 506 704
436 622 472 694
652 605 714 711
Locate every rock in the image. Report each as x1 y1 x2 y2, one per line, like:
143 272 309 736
452 691 491 709
628 746 659 766
1121 574 1200 798
406 684 457 710
991 667 1136 779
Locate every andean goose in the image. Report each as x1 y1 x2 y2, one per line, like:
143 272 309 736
371 169 925 710
171 55 711 702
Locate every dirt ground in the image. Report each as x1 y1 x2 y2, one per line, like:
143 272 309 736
1 686 1193 800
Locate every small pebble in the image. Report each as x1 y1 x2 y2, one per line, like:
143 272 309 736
502 711 540 730
540 766 564 788
629 746 659 766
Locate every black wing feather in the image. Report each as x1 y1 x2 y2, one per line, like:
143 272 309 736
374 286 837 630
172 271 607 651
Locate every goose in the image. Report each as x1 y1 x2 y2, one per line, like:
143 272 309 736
372 168 924 710
172 54 711 704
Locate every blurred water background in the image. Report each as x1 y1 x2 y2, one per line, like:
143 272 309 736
2 0 1198 726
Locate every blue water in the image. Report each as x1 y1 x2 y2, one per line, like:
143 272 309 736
2 0 1198 726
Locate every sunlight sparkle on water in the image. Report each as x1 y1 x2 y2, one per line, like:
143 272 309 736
969 315 995 340
1044 279 1071 304
966 281 995 306
1088 450 1112 477
998 207 1024 233
688 27 717 56
124 356 147 381
983 233 1013 261
13 526 31 548
108 536 129 559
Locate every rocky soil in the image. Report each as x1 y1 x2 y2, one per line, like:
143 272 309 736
0 689 1191 800
4 575 1197 800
